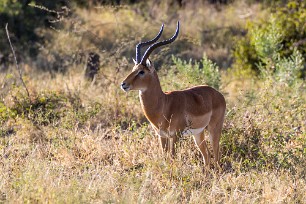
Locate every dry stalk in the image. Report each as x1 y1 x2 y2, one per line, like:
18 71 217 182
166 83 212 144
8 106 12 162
5 23 30 99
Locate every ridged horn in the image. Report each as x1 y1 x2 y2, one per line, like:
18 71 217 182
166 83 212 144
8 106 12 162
140 21 180 65
135 24 164 64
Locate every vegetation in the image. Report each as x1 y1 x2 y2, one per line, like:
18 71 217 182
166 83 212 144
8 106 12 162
233 1 306 75
0 0 305 203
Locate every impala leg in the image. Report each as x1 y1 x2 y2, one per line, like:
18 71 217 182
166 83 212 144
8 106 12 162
159 136 177 156
159 136 169 153
208 121 223 165
170 136 177 156
193 132 211 167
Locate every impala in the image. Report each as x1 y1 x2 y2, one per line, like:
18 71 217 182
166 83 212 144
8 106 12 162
121 22 226 167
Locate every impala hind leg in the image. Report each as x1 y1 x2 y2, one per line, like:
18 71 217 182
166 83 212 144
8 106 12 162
208 120 224 165
193 131 211 167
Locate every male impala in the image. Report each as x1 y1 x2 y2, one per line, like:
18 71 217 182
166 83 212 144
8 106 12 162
121 22 226 167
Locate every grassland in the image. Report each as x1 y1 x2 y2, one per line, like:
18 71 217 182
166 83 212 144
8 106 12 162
0 1 305 203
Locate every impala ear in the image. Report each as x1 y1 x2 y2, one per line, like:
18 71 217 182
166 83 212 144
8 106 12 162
146 59 154 72
132 58 137 65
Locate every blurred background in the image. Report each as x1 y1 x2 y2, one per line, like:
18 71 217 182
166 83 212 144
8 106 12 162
1 0 305 74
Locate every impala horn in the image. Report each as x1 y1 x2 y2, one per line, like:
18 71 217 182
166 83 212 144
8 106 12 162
135 24 164 64
140 21 180 66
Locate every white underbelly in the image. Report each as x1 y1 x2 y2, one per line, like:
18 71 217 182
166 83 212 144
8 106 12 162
155 127 205 138
157 130 176 138
181 127 205 136
152 111 211 138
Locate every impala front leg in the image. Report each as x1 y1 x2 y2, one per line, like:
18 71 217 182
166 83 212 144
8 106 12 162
159 136 177 156
159 136 169 153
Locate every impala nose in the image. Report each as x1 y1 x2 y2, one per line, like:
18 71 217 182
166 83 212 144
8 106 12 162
121 82 129 91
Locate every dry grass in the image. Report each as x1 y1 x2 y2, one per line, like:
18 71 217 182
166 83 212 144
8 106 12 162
1 2 305 203
1 63 305 203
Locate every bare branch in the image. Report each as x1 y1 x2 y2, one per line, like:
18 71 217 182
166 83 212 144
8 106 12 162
5 23 30 99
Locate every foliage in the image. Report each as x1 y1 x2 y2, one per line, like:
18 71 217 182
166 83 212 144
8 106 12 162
223 79 305 173
172 55 221 89
225 40 305 172
261 49 304 85
0 0 74 71
233 1 306 76
0 88 102 133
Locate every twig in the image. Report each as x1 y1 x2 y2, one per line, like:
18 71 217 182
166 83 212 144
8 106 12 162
5 23 30 99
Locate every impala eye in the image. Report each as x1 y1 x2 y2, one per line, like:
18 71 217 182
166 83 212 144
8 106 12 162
138 70 145 76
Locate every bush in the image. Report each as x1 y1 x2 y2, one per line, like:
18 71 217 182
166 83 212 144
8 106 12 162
265 49 304 85
0 88 102 129
172 55 221 89
232 0 306 76
222 72 305 174
0 0 71 68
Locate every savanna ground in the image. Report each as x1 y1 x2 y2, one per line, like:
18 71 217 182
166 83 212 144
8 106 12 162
0 0 305 203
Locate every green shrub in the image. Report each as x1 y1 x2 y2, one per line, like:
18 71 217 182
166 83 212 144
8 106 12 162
0 0 69 63
233 1 306 76
8 91 68 126
269 49 304 85
0 101 14 124
172 55 221 89
222 79 305 174
1 89 102 128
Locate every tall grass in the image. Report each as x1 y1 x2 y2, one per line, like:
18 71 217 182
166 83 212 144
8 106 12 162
0 1 305 203
1 66 305 202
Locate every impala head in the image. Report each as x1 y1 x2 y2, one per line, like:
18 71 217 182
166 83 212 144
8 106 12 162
121 21 180 92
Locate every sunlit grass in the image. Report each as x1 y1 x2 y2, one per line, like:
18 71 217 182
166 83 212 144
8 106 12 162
1 59 305 203
0 1 305 203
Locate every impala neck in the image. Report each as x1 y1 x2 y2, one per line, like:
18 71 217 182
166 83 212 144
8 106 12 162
139 72 165 122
